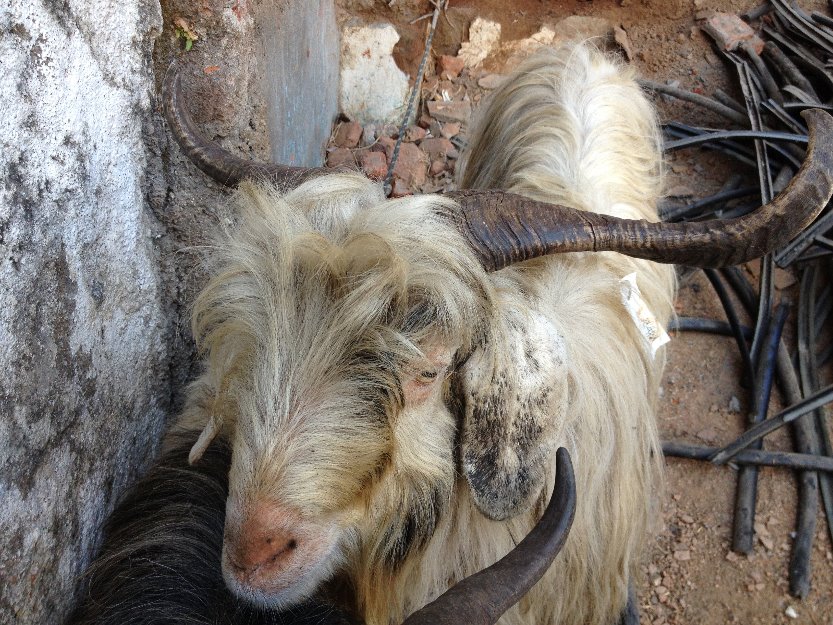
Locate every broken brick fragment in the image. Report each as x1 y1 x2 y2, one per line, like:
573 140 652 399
403 125 427 142
701 12 764 54
326 147 354 168
392 142 427 187
427 100 472 124
438 54 465 79
333 121 363 148
420 137 455 160
360 151 387 180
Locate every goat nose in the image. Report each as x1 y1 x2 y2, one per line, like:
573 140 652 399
225 500 307 580
231 529 299 574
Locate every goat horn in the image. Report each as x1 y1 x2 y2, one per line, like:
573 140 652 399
449 108 833 271
401 447 576 625
161 63 328 189
188 413 222 465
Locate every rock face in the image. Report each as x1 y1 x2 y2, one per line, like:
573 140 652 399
0 2 169 624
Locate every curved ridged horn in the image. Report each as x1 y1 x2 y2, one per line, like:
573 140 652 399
161 64 328 189
402 447 576 625
449 108 833 271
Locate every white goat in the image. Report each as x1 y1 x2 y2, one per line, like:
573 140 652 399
162 42 833 625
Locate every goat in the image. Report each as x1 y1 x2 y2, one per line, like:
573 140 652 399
160 42 833 625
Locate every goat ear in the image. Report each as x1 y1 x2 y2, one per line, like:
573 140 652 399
188 414 222 465
457 308 568 521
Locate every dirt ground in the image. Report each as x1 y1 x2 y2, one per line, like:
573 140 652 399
336 1 833 623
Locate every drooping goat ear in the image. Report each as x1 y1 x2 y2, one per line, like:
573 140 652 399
188 414 222 465
457 306 568 521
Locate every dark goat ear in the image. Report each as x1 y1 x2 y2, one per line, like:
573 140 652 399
457 306 568 520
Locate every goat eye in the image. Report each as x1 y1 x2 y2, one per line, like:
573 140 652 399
418 370 438 382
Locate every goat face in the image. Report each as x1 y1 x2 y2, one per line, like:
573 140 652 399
189 178 536 607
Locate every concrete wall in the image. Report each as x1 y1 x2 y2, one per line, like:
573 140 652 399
0 0 338 623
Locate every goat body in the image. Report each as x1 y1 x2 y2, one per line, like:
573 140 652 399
173 44 674 625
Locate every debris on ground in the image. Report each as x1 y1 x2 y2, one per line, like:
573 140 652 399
325 8 640 196
458 17 501 68
656 2 833 604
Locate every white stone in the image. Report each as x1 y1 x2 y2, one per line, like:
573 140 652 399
340 21 410 125
458 17 502 68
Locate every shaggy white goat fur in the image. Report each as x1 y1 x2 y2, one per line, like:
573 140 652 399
175 43 676 625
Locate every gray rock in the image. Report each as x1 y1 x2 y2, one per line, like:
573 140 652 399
0 1 168 623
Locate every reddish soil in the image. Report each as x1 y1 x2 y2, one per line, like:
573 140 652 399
334 1 833 623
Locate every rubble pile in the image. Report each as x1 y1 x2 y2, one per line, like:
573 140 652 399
324 15 628 196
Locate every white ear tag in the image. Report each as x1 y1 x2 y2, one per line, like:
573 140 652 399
619 272 670 359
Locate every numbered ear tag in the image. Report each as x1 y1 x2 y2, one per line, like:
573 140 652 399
619 272 670 359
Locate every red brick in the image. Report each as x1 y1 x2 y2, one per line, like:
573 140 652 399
326 147 354 168
392 142 427 187
438 54 465 79
333 121 363 148
403 125 427 142
360 151 388 180
701 13 764 53
427 100 471 124
440 122 461 139
429 158 447 176
390 177 412 197
420 137 455 160
370 136 397 160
